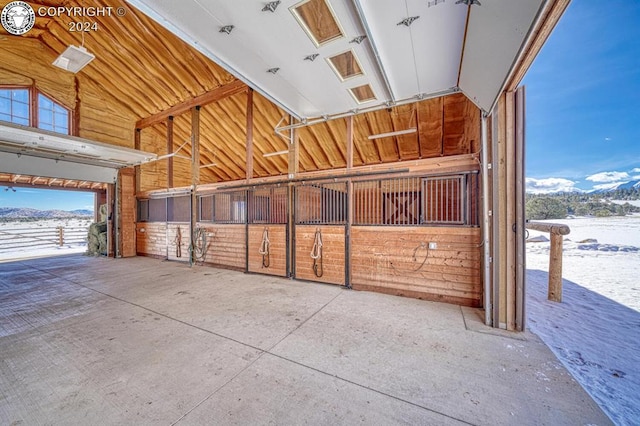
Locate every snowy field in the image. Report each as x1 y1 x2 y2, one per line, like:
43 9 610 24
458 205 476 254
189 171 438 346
0 219 91 262
527 214 640 425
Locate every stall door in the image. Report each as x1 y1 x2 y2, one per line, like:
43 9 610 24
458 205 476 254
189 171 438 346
294 182 347 286
247 186 289 277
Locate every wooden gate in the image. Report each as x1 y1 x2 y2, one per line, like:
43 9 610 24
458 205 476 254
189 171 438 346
197 190 247 270
294 181 347 286
247 185 289 277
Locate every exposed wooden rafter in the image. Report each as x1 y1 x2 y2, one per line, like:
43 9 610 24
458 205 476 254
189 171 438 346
136 79 247 130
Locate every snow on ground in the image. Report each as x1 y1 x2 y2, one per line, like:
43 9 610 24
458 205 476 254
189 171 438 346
527 215 640 425
0 219 91 262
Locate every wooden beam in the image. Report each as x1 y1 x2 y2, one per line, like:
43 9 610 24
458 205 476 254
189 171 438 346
505 91 516 331
134 128 141 195
288 116 299 176
190 106 201 264
167 116 174 189
136 80 247 129
246 88 254 181
507 0 571 91
346 116 354 169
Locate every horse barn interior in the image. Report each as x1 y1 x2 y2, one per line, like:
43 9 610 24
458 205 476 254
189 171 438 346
1 1 617 424
0 0 571 332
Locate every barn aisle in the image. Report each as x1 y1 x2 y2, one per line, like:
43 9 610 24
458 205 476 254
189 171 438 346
0 255 609 425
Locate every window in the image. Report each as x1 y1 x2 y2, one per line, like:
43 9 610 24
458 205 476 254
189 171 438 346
0 86 71 135
137 198 168 222
200 191 247 224
352 173 479 226
38 93 69 134
291 0 344 47
0 88 29 126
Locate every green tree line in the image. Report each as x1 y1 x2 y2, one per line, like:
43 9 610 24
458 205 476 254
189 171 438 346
526 188 640 220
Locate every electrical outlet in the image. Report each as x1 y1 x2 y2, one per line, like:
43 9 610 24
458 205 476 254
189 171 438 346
428 242 437 250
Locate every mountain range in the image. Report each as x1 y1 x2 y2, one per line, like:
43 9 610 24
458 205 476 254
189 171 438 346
0 207 93 219
588 179 640 194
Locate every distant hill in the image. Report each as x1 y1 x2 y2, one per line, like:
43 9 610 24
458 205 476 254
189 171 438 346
0 207 94 219
588 179 640 194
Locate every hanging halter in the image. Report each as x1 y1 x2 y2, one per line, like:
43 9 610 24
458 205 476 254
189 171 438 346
310 228 323 278
259 227 270 268
174 226 182 258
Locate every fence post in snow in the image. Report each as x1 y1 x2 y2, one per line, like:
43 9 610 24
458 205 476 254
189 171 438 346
57 226 64 247
525 221 571 302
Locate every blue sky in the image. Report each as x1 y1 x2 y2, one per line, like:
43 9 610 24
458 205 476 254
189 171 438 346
0 188 95 211
524 0 640 192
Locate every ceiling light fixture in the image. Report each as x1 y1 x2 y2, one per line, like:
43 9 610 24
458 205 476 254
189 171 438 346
52 45 95 73
263 150 288 158
349 35 367 44
219 25 234 34
262 1 281 12
368 128 417 140
397 16 420 27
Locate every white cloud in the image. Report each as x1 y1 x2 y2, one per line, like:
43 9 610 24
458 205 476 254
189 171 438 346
525 177 579 194
585 171 630 183
604 137 612 141
632 168 640 173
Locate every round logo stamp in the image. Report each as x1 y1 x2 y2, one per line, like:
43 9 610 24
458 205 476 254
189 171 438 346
1 1 36 35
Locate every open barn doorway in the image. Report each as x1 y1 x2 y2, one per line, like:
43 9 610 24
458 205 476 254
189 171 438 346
0 176 108 262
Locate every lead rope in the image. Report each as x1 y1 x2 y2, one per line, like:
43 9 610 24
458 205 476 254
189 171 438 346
310 228 323 278
174 226 182 258
259 227 270 268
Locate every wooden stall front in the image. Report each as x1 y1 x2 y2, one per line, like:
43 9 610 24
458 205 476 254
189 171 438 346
349 171 481 306
247 186 288 277
294 182 347 286
197 191 247 271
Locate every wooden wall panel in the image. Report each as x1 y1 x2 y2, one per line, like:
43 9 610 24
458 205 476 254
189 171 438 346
248 224 287 276
136 222 167 258
350 226 482 307
198 224 246 270
119 168 137 257
167 223 190 262
139 126 168 192
417 97 444 158
295 225 345 285
443 93 477 156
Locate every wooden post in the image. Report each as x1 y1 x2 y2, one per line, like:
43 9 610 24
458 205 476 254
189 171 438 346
548 233 563 302
346 115 354 170
167 116 174 189
57 226 64 247
525 221 570 303
134 128 141 196
190 106 201 265
246 88 254 181
288 116 299 176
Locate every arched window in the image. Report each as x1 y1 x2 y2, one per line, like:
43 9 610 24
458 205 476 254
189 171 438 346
0 86 71 135
37 93 69 134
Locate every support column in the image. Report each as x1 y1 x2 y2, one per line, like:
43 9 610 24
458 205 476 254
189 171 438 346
167 116 174 189
190 106 201 265
134 128 141 195
246 88 254 181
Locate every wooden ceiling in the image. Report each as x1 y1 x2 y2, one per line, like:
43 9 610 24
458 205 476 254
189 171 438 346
1 0 481 192
0 172 107 191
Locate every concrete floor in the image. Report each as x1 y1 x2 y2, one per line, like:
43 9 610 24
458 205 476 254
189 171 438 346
0 255 610 425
